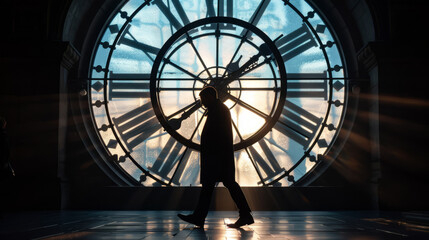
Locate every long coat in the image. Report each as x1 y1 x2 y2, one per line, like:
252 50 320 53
200 99 235 184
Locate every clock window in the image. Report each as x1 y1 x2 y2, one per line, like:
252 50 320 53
88 0 348 187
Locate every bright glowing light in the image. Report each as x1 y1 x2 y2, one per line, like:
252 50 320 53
229 101 266 138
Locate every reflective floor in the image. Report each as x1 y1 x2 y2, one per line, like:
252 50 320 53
1 211 428 239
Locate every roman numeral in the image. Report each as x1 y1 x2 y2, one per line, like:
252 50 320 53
275 23 321 62
240 0 271 38
274 100 323 149
149 137 192 185
203 0 235 29
108 72 151 100
117 25 160 57
248 139 285 184
153 0 197 33
287 72 328 100
112 102 161 150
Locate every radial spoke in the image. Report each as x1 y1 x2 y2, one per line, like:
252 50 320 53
189 108 207 140
168 146 189 185
231 120 264 183
232 121 266 185
244 146 266 186
186 33 213 81
160 108 207 186
216 23 220 78
164 59 207 85
166 100 201 120
225 93 269 120
230 110 268 186
221 36 248 79
230 116 244 141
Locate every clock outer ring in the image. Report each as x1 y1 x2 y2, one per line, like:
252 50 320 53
150 17 287 151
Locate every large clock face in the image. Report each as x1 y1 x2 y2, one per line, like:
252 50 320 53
89 0 347 187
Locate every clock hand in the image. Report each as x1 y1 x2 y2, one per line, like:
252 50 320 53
167 101 202 130
215 42 272 100
227 44 268 80
227 35 283 81
216 35 284 100
225 55 242 73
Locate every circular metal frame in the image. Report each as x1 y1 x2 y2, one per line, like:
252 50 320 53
150 17 287 151
76 0 361 187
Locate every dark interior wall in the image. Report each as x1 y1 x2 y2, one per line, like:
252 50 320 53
0 0 73 210
310 0 429 210
1 0 428 211
0 0 113 210
360 0 429 210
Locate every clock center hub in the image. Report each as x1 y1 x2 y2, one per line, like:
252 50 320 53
193 66 242 109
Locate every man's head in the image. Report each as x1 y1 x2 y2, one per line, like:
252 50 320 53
199 86 218 108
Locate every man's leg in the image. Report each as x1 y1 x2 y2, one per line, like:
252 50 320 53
223 181 251 214
178 182 215 228
193 182 215 219
223 181 254 228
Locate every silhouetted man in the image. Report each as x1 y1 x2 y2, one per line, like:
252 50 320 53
178 86 253 228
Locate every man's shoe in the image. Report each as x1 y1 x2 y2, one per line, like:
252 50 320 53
227 214 254 228
177 214 204 228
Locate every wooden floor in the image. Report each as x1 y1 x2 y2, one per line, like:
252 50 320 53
1 211 428 239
